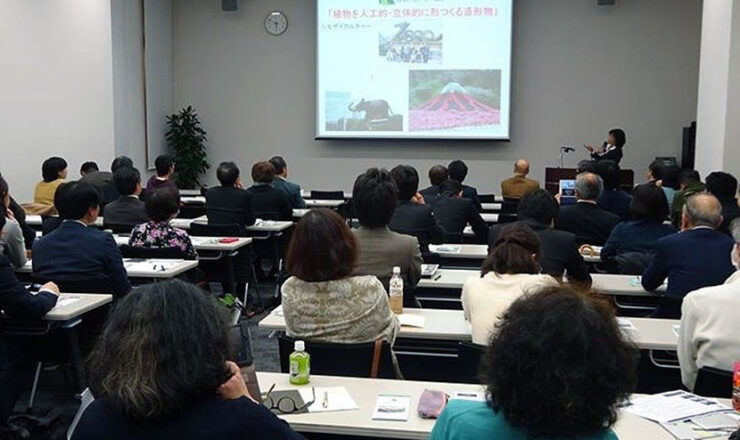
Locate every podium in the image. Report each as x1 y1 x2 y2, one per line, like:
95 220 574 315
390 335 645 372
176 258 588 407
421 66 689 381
545 168 635 195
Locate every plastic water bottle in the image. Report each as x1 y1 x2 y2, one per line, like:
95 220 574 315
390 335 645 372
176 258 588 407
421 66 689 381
289 340 310 385
389 266 404 315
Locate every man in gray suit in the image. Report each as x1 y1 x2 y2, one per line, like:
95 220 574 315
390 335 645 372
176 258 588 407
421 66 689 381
103 166 148 228
269 156 306 209
352 168 422 292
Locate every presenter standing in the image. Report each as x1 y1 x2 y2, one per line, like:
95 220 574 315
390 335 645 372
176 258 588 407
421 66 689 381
584 128 626 165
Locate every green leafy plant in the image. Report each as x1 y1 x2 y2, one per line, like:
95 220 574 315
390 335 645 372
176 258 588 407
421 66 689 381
165 106 211 188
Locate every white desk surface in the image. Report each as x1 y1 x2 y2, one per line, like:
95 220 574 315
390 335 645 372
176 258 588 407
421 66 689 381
304 199 345 208
256 372 684 440
112 235 252 252
429 244 487 259
259 309 677 351
480 213 499 223
293 209 309 218
181 196 206 204
171 216 293 233
480 203 502 210
302 191 352 199
43 293 112 321
25 215 103 227
18 259 198 279
178 189 202 197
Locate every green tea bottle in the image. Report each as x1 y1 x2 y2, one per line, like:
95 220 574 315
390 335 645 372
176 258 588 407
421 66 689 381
289 340 310 385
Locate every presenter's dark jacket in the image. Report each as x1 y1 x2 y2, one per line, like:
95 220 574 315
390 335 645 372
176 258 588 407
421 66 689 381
389 201 447 250
205 186 256 227
32 221 131 298
0 254 58 422
461 185 482 212
642 227 735 302
555 201 620 246
489 219 592 284
431 192 488 243
597 189 632 221
103 196 149 227
272 177 306 209
591 146 623 164
246 184 293 221
71 395 305 440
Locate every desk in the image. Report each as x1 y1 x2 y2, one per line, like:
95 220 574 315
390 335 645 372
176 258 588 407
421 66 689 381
25 215 103 228
43 293 112 321
174 216 293 233
16 258 198 279
112 235 252 252
293 209 309 218
256 372 684 440
178 189 202 197
480 213 499 223
429 244 486 260
304 199 345 208
480 203 502 211
181 196 206 205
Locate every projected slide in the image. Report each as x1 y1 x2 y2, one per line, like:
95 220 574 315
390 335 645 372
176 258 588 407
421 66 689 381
317 0 513 140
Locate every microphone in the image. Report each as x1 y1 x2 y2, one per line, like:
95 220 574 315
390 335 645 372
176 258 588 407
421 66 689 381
560 145 575 153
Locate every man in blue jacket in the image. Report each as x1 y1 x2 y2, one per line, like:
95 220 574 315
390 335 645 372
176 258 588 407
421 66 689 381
642 193 735 318
269 156 306 209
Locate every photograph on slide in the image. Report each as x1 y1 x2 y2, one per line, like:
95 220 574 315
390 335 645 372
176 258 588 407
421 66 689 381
409 70 501 132
378 21 443 65
325 91 404 132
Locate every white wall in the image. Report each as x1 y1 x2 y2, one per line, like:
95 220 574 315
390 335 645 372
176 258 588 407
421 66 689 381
172 0 702 192
0 0 116 202
723 1 740 177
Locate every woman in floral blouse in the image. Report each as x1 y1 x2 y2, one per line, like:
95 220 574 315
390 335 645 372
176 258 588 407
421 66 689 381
129 187 197 260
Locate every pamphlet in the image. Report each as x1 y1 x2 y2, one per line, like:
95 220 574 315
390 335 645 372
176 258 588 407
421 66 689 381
372 395 411 421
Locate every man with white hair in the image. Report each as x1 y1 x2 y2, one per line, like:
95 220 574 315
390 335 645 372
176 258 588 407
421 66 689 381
555 172 620 246
678 217 740 391
642 193 736 318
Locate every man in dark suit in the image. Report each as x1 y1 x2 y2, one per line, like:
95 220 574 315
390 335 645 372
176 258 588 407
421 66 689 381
431 180 488 243
642 193 736 318
204 161 256 227
489 189 592 285
419 164 448 203
448 160 481 212
595 160 632 221
705 171 740 236
0 236 59 423
269 156 306 209
389 165 446 250
84 156 134 206
32 181 131 298
556 172 620 246
246 162 293 221
103 166 148 228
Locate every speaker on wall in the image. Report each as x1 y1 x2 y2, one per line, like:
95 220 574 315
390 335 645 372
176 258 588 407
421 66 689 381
222 0 238 12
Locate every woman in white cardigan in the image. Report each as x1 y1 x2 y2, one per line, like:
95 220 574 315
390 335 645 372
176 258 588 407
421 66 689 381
462 223 558 345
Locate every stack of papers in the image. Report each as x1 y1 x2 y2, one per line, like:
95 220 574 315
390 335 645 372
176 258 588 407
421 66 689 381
398 314 426 328
421 264 439 278
124 259 181 273
429 245 461 254
622 390 733 424
297 387 358 413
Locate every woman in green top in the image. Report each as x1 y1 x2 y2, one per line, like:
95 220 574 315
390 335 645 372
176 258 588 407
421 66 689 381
430 286 638 440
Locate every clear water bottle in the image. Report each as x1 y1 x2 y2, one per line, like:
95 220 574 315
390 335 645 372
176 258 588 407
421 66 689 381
389 266 403 315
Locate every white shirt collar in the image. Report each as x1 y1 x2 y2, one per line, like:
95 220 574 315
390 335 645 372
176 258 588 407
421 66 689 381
691 225 715 231
156 176 168 182
577 200 598 205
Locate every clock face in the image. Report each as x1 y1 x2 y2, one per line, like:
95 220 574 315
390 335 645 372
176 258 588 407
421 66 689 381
265 11 288 36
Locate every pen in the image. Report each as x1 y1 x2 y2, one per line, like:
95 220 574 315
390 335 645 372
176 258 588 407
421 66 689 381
322 391 329 408
433 274 442 281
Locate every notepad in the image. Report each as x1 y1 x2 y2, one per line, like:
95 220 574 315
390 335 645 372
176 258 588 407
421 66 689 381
372 395 411 421
398 314 426 328
55 296 81 308
298 387 358 413
421 264 439 278
429 245 461 254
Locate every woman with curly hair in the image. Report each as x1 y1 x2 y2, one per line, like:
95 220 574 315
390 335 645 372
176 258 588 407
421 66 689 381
431 286 639 440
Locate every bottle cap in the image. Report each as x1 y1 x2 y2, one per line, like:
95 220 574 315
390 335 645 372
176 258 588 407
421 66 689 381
392 266 401 274
295 340 305 352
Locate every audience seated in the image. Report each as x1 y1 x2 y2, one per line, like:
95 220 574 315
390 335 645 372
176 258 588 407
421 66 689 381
705 171 740 236
0 236 58 424
419 164 449 203
500 159 539 200
678 218 740 391
72 280 303 440
601 184 677 272
595 160 631 221
129 187 197 260
32 181 131 298
269 156 306 209
658 164 680 211
246 161 292 221
282 209 399 344
3 181 36 250
79 161 99 177
555 172 620 246
462 223 557 345
351 168 422 290
670 169 705 228
103 166 149 228
642 193 735 318
431 286 637 440
80 160 111 193
0 176 28 268
489 189 591 284
145 154 177 191
388 165 446 250
100 156 136 203
431 179 488 243
448 160 481 211
33 156 67 207
205 161 256 228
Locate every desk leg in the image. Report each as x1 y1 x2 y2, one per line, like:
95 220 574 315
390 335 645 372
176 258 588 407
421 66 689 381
64 325 86 394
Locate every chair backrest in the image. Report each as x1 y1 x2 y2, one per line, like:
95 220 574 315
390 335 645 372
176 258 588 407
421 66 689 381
614 251 654 275
310 190 344 200
103 223 136 234
206 206 249 226
67 388 95 440
457 342 487 384
255 211 280 221
694 366 734 398
119 244 186 260
478 194 496 203
190 222 244 237
33 276 114 295
178 205 207 219
654 296 684 320
277 334 396 379
500 201 519 214
498 214 518 224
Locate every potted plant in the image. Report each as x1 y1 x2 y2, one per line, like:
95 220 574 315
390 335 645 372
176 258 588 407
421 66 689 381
165 105 211 189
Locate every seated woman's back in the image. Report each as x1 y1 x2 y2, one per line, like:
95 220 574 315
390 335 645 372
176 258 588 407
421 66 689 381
129 186 197 260
71 280 302 440
281 209 399 345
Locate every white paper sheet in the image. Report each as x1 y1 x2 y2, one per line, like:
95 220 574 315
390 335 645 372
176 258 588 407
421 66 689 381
622 390 732 424
298 387 358 413
372 395 411 421
398 314 426 328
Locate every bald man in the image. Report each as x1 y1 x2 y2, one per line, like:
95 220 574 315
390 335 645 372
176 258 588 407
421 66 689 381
500 159 540 200
642 193 736 318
